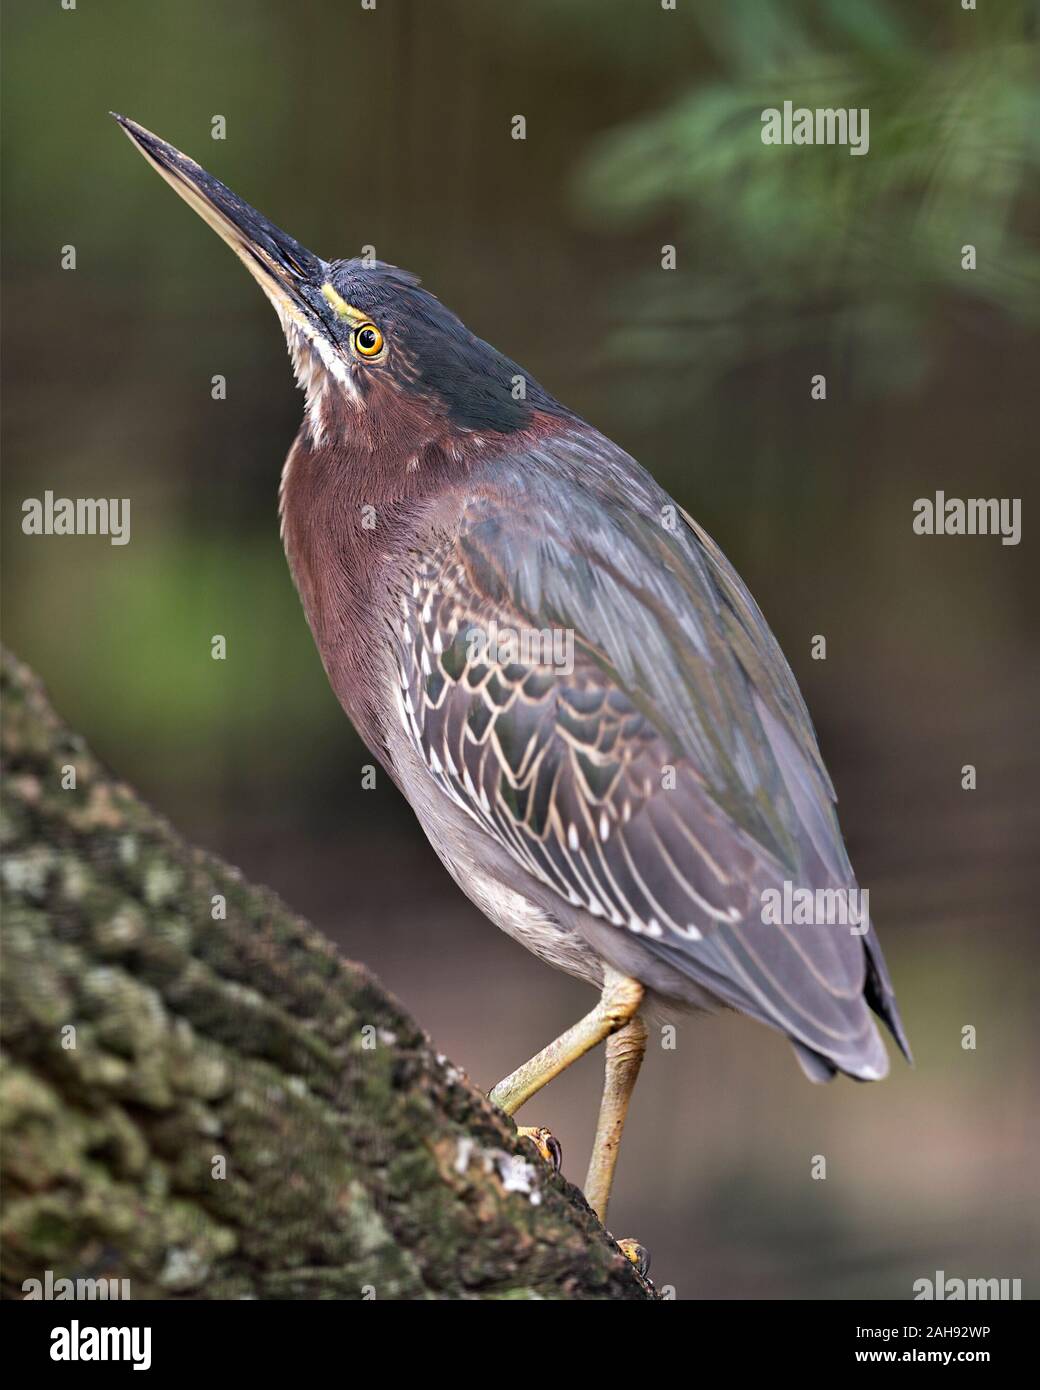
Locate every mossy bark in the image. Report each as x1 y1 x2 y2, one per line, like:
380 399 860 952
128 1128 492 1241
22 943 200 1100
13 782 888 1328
0 649 653 1300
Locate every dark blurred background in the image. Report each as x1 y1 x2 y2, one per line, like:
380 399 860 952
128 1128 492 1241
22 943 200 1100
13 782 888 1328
3 0 1038 1298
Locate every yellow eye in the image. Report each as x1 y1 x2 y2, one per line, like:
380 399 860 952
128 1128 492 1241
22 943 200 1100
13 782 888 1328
353 323 384 358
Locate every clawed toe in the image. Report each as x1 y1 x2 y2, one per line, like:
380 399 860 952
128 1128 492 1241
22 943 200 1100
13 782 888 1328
517 1125 563 1173
615 1238 650 1277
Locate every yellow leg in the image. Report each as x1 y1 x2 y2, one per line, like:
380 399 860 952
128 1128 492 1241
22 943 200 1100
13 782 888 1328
583 1015 648 1223
489 968 644 1117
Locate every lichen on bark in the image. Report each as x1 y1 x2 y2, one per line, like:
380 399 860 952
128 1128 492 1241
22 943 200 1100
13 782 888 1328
0 649 653 1300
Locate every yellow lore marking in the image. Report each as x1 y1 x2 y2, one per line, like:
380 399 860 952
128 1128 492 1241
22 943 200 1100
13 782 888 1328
321 283 367 323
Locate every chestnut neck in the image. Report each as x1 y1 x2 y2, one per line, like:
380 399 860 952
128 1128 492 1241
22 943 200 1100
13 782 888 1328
277 395 469 747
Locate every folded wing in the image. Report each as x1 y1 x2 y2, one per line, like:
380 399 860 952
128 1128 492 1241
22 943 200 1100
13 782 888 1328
390 428 910 1078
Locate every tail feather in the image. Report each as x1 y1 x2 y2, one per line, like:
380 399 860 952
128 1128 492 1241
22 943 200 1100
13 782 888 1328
792 1040 838 1083
863 926 914 1064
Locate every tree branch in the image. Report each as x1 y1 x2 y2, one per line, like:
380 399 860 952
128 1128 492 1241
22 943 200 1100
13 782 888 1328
0 649 653 1300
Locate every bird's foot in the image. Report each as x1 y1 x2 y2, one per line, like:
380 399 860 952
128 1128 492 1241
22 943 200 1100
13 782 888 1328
615 1238 650 1278
516 1125 563 1173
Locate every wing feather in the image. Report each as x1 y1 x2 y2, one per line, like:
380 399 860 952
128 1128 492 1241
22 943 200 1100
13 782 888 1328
390 428 909 1076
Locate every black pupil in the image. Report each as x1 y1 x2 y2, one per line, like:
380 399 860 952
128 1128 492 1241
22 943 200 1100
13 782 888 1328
358 327 378 351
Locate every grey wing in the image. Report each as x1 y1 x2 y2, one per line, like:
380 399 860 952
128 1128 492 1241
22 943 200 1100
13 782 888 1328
390 443 909 1079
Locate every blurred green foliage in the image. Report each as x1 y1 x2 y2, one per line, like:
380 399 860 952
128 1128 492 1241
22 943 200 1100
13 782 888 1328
565 0 1040 398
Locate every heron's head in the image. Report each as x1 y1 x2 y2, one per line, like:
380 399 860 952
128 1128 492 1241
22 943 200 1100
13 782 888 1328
115 115 564 453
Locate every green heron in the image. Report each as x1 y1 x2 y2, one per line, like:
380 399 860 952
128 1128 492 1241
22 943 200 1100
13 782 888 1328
116 116 911 1239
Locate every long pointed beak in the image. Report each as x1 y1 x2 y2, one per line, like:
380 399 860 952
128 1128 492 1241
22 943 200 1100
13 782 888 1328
113 114 334 340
